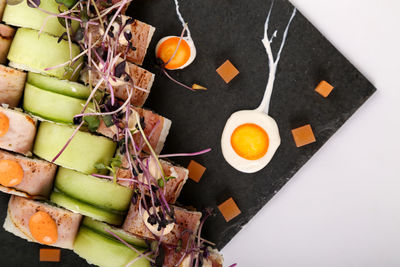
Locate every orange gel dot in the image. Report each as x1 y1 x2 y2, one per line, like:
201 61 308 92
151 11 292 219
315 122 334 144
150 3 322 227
156 37 191 70
29 211 58 245
231 123 269 160
0 160 24 187
0 112 10 137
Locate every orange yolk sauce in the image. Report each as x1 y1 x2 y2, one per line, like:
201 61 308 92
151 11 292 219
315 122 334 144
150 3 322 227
0 159 24 187
29 211 58 245
156 37 191 70
231 123 269 160
0 112 9 137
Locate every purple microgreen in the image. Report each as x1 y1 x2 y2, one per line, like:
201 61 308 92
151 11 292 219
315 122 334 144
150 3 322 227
27 0 40 8
57 32 68 43
114 60 126 78
123 30 132 41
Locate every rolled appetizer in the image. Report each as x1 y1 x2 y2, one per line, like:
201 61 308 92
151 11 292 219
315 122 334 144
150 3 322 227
33 122 116 174
3 195 82 249
117 156 188 204
122 199 202 246
50 167 133 225
97 107 171 155
163 246 224 267
0 149 57 198
0 23 15 64
0 106 36 155
81 59 155 107
73 217 150 267
0 65 26 107
7 28 82 81
88 15 155 66
2 0 78 36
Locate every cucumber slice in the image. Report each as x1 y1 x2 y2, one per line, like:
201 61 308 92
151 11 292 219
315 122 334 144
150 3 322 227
73 226 151 267
7 28 82 81
50 191 124 225
23 83 89 124
82 217 148 249
55 167 133 212
33 122 116 174
27 72 91 99
3 0 78 36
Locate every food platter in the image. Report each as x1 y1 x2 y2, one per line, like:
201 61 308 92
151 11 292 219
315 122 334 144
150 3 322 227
0 0 376 266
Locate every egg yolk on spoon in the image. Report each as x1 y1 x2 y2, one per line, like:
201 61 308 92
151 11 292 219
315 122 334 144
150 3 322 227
0 112 9 137
231 123 269 160
0 160 24 187
29 211 58 245
156 37 191 70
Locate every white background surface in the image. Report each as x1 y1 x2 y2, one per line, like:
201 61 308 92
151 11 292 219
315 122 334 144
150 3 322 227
221 0 400 266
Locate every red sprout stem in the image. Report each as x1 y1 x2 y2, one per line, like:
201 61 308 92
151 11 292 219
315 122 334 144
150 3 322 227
164 26 187 66
158 148 212 158
51 121 84 163
162 68 194 91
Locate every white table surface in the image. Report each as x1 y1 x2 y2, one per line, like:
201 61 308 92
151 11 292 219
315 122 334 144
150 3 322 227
221 0 400 266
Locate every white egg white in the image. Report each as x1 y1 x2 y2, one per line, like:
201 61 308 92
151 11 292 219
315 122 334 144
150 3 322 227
221 110 281 173
155 36 196 70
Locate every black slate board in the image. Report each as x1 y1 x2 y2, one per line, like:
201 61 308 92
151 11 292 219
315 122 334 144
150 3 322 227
0 0 376 265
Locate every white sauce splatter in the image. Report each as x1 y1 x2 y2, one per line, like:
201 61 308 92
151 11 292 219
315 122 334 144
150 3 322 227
256 4 297 114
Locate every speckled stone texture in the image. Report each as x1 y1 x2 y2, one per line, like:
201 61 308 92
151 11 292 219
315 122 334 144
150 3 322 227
0 0 376 265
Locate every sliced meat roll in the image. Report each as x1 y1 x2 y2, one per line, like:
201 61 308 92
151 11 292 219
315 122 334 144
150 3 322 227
0 23 15 64
116 157 188 204
163 247 224 267
122 200 202 247
88 15 155 65
81 59 154 107
3 196 82 249
0 149 57 198
97 106 171 154
0 65 26 107
0 106 36 155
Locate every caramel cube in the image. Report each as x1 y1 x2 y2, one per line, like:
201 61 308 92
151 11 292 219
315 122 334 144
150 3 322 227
216 60 239 83
291 124 316 147
40 248 61 262
315 80 334 98
187 160 206 183
218 197 241 222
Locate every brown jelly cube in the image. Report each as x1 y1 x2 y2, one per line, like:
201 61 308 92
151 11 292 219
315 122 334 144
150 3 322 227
40 248 61 262
291 124 316 147
315 80 334 98
218 197 241 222
187 160 206 183
216 60 239 83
